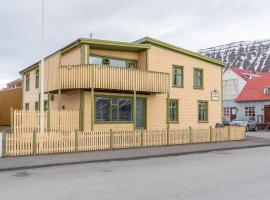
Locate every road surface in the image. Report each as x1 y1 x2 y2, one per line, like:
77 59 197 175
1 146 270 200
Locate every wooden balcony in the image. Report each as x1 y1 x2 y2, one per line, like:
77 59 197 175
46 64 170 93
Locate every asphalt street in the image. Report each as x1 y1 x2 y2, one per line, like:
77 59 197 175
0 145 270 200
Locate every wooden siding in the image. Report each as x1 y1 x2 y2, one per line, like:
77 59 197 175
0 88 22 125
147 44 222 127
90 49 139 61
59 64 169 93
44 53 60 92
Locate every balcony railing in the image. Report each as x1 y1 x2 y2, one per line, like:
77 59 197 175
56 64 169 93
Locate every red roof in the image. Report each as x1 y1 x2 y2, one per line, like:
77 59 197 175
236 72 270 102
230 67 257 81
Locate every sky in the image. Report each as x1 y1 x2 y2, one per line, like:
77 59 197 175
1 0 270 88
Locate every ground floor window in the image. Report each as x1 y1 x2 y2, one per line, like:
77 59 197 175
223 107 230 119
245 107 255 117
198 101 208 122
95 96 132 122
25 103 29 110
169 99 179 122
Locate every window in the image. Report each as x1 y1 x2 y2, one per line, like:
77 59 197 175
35 100 48 111
35 70 39 88
223 107 230 119
264 87 270 94
245 107 255 117
89 55 136 68
193 68 203 89
95 96 132 122
89 56 102 65
172 66 183 87
35 101 39 111
198 101 208 122
169 100 179 122
25 103 29 110
25 74 30 91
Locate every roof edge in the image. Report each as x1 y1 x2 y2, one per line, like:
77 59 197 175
134 36 225 67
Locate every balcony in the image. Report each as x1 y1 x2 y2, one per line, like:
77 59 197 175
46 64 170 93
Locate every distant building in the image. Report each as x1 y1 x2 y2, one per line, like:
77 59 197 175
223 67 270 124
0 79 22 125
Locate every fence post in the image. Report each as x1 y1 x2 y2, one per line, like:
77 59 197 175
75 129 79 151
0 132 5 157
33 131 37 155
141 129 144 147
167 128 170 145
189 126 192 143
10 107 14 133
110 129 113 150
228 126 231 141
209 126 212 142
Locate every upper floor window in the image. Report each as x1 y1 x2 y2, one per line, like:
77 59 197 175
35 70 39 89
264 87 270 94
169 99 179 122
89 55 136 68
25 74 30 91
193 68 203 89
198 101 208 122
95 96 132 122
172 66 183 87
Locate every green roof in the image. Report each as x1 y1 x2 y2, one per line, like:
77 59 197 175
134 36 225 66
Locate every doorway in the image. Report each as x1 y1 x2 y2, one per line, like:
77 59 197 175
136 98 146 129
264 106 270 123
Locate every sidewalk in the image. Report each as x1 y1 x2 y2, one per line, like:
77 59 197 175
0 135 269 172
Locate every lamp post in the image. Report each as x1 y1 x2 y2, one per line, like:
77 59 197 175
40 0 45 134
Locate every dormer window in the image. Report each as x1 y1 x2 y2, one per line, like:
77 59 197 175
264 87 270 94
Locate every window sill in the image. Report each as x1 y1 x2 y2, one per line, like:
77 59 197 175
172 85 184 88
94 121 133 124
193 87 204 90
198 121 209 123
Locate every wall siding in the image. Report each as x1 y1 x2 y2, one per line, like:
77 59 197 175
61 46 81 66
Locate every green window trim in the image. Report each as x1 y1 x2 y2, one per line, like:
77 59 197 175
169 99 179 123
172 65 184 87
25 74 30 91
35 70 39 89
193 68 204 89
198 100 208 123
35 100 48 111
25 103 29 110
94 96 133 124
89 54 137 69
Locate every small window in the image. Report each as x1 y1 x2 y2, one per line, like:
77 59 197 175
25 74 30 91
169 100 179 122
172 66 183 87
194 68 203 89
245 107 255 117
264 87 270 94
223 107 230 119
198 101 208 122
35 70 39 88
35 101 39 111
25 103 29 110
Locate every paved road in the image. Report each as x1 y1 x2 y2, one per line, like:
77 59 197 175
1 146 270 200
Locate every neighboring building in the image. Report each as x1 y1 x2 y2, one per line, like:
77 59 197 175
19 36 224 130
236 73 270 124
223 67 270 124
0 79 22 125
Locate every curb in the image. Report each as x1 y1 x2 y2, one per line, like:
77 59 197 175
0 143 269 172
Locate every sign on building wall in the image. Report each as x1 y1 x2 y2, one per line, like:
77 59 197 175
211 90 220 101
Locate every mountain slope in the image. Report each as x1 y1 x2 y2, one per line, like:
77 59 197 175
199 39 270 72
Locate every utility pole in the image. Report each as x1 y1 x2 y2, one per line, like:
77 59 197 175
40 0 45 134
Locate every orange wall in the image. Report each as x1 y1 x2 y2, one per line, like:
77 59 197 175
0 88 22 125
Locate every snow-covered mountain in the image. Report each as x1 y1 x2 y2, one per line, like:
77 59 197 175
199 39 270 72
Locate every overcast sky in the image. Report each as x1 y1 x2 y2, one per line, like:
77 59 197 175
1 0 270 87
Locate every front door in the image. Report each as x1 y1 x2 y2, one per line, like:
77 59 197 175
230 107 237 121
264 106 270 123
136 98 146 129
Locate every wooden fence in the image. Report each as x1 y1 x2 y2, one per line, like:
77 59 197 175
4 126 246 157
12 110 80 134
